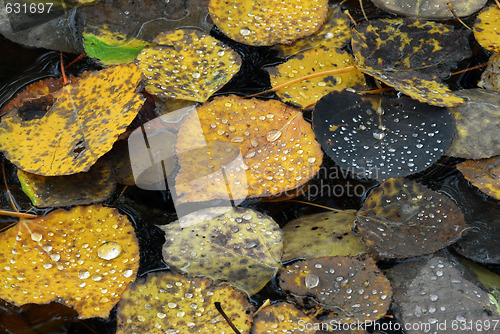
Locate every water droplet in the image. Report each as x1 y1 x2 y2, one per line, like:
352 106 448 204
31 232 42 242
123 269 133 278
430 294 438 301
305 273 320 289
97 242 122 260
266 130 282 142
192 72 201 79
240 28 251 36
50 254 60 261
373 130 385 140
157 312 166 319
308 157 316 163
78 269 90 279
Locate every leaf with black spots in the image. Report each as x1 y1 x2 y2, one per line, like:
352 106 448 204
371 0 487 19
478 53 500 93
251 302 316 333
457 156 500 200
474 5 500 53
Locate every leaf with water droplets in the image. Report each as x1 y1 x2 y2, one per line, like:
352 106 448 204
479 53 500 93
175 95 323 202
0 205 140 319
0 64 144 176
474 5 500 53
135 29 241 102
371 0 487 19
313 91 454 181
457 156 500 200
352 18 471 107
209 0 328 46
282 211 368 262
446 89 500 159
116 271 254 333
251 302 316 333
278 255 392 323
268 47 366 108
161 207 283 295
356 178 467 259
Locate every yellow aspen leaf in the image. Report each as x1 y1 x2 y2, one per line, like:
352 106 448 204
282 211 368 262
175 95 323 202
352 18 471 107
0 64 144 176
251 302 316 333
116 271 254 334
457 156 500 201
0 205 140 319
371 0 487 19
478 53 500 93
275 5 352 57
135 29 241 102
268 47 366 108
474 5 500 53
209 0 329 46
161 207 283 295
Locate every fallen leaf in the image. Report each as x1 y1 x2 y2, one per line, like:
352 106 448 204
161 207 283 295
478 53 500 94
0 205 140 319
356 178 467 259
352 18 471 107
459 257 500 313
209 0 329 46
251 302 316 333
116 271 254 333
474 5 500 53
371 0 487 19
135 29 241 102
0 64 144 176
457 156 500 200
312 92 454 181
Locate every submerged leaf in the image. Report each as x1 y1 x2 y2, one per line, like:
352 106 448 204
474 5 500 53
116 271 254 333
457 156 500 200
251 302 316 333
209 0 329 46
356 178 467 259
371 0 487 19
478 53 500 93
161 207 283 295
0 205 140 319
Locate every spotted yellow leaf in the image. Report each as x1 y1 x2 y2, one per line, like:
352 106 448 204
479 53 500 93
457 156 500 201
251 302 316 333
474 5 500 53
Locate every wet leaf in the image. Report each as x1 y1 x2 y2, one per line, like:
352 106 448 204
457 156 500 200
175 95 323 202
313 92 454 181
135 29 241 102
282 211 368 262
352 18 471 107
459 257 500 312
275 5 352 57
278 255 392 323
371 0 487 19
0 205 140 319
478 53 500 93
356 178 467 259
268 47 366 108
161 207 283 295
386 254 500 334
83 26 153 65
116 271 254 333
251 302 316 334
474 5 500 53
17 158 116 208
445 89 500 159
209 0 329 46
0 64 144 176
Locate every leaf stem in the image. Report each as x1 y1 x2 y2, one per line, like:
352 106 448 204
0 209 38 219
214 302 241 334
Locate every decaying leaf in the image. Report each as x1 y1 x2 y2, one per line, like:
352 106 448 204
371 0 487 19
356 178 467 259
478 53 500 93
0 205 140 319
268 47 366 108
251 302 316 334
161 207 283 295
175 95 323 202
275 5 352 57
17 158 116 208
352 18 471 107
313 92 454 181
457 156 500 200
209 0 329 46
135 29 241 102
279 255 392 323
0 64 144 176
474 5 500 53
116 271 254 333
459 257 500 312
445 89 500 159
282 211 368 262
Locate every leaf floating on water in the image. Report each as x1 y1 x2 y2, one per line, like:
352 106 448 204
370 0 487 19
135 29 241 102
356 178 467 259
445 89 500 159
0 64 144 176
278 255 392 323
352 18 471 107
161 207 283 295
116 271 254 334
268 47 366 108
474 5 500 53
312 92 454 181
251 302 316 333
478 53 500 94
209 0 329 46
0 205 140 319
457 156 500 200
282 211 368 262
